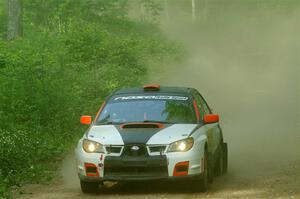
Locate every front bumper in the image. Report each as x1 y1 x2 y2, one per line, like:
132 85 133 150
77 154 204 182
75 141 205 182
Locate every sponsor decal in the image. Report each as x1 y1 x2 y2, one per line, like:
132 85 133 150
114 95 189 101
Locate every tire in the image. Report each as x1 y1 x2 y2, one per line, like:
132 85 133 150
214 145 224 176
80 181 99 193
222 142 228 173
198 149 208 191
207 152 214 183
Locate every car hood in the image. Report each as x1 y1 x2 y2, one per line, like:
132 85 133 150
86 124 198 145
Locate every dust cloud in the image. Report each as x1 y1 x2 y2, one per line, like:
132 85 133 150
60 153 79 189
60 1 300 188
150 1 300 178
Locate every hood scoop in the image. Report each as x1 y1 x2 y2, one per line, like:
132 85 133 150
120 123 164 129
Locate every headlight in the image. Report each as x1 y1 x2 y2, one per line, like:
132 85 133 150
167 137 194 152
82 139 105 153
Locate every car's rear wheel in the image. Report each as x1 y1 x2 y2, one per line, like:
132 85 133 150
80 181 99 193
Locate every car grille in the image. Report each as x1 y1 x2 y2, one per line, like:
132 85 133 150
122 144 148 157
148 145 166 154
104 166 168 177
105 146 123 154
104 155 168 178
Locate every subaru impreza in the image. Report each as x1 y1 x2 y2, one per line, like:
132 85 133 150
75 84 228 193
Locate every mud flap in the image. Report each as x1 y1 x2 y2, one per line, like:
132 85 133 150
207 152 214 183
215 142 227 176
223 142 228 173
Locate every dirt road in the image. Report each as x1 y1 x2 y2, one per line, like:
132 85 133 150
16 154 300 199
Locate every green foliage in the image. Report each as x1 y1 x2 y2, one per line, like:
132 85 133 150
0 0 180 198
140 0 163 23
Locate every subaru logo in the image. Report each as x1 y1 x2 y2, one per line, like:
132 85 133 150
131 146 140 151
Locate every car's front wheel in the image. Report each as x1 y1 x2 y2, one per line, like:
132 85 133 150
80 181 99 193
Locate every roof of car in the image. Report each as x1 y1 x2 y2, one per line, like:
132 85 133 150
112 86 194 96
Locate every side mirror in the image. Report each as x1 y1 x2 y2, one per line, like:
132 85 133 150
80 115 92 125
204 114 219 124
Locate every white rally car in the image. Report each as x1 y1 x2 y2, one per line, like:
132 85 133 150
75 85 228 193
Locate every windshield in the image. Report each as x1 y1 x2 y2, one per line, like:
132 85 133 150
96 95 196 124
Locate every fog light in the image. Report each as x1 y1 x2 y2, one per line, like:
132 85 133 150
84 163 99 177
173 161 189 176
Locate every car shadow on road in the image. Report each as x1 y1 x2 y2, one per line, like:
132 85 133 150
96 180 210 195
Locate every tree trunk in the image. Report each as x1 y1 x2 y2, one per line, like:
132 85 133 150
7 0 23 40
298 38 300 139
191 0 196 20
164 0 169 21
